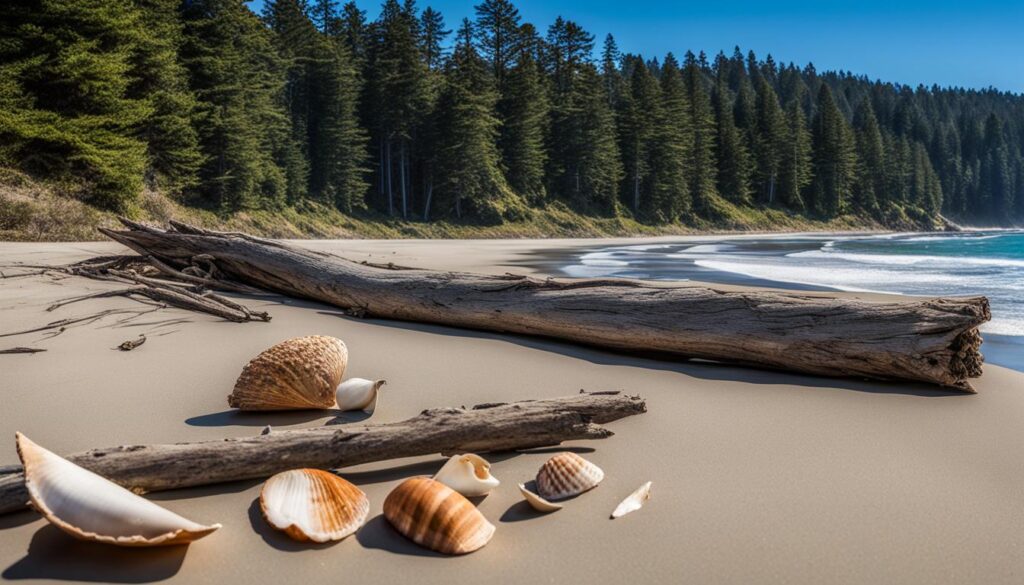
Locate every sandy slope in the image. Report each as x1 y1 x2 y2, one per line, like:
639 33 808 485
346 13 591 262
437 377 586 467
1 238 1022 585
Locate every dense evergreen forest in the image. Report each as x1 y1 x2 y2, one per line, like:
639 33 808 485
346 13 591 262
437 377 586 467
2 0 1023 232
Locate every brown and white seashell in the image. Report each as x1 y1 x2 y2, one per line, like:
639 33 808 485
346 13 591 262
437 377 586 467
535 452 605 501
383 477 495 555
228 336 347 411
259 469 369 542
16 432 221 547
432 454 500 497
517 483 563 513
335 378 386 413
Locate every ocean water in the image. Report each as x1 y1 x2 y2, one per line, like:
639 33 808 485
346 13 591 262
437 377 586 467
557 231 1024 371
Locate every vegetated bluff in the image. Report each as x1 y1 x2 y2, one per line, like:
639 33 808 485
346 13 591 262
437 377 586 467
1 0 1022 230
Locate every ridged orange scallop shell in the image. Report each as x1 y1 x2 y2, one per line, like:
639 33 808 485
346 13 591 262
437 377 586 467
259 469 369 542
228 336 347 411
383 477 495 555
535 452 604 501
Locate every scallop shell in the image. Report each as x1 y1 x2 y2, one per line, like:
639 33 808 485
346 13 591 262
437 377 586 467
611 481 652 519
16 432 220 547
383 477 495 555
259 469 369 542
535 452 604 501
335 378 386 413
228 336 347 411
432 453 500 497
517 483 563 513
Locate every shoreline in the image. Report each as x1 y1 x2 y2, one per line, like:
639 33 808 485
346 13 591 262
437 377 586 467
2 238 1024 584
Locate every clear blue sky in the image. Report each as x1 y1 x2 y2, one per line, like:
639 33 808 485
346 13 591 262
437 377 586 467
248 0 1024 92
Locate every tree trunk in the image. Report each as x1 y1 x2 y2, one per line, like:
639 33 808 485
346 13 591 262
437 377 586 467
386 138 393 215
423 179 433 221
100 219 990 390
400 140 408 219
0 392 645 515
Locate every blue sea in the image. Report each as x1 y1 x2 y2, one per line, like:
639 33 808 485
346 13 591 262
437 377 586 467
554 231 1024 371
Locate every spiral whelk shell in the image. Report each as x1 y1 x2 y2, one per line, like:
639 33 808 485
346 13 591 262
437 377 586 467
260 469 369 542
335 378 386 413
432 454 500 497
535 452 604 501
16 432 220 547
383 477 495 555
228 336 347 411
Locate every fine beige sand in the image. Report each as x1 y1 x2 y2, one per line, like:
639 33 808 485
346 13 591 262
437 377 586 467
1 237 1023 584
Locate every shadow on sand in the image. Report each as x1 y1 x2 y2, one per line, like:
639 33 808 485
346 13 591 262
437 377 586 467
3 525 187 582
317 309 967 398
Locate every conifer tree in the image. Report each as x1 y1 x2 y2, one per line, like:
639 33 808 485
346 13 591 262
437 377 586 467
648 54 692 220
433 19 514 221
617 55 660 214
712 78 752 204
778 97 813 210
419 7 449 70
132 0 204 196
180 0 296 210
365 0 429 217
810 84 857 217
0 0 150 209
753 78 786 204
852 98 885 213
498 24 548 204
545 18 621 212
682 52 717 211
474 0 521 84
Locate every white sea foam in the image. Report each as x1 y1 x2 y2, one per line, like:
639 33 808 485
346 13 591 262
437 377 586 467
787 249 1024 268
578 251 631 267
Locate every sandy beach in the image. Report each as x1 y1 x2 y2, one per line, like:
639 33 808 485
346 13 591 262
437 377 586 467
2 237 1023 584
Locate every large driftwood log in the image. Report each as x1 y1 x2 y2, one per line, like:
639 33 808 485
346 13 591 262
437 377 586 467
99 219 990 390
0 392 645 515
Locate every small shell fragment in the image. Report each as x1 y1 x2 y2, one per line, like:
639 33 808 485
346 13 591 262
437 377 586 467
16 432 221 547
517 483 562 513
259 469 369 542
433 454 500 497
535 452 604 500
611 481 652 519
383 477 495 555
335 378 386 413
228 336 347 411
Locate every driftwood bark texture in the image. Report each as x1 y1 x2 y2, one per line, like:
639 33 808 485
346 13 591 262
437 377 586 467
0 392 646 515
100 219 990 390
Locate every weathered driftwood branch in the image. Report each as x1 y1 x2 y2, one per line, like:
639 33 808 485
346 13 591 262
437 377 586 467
0 391 646 515
1 253 270 324
97 219 991 390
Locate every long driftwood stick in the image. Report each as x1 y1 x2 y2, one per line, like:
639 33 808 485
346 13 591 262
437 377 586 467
98 219 990 390
0 392 645 515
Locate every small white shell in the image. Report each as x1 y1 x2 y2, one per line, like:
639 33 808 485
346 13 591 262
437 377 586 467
432 454 500 497
517 483 562 513
260 469 369 542
16 433 221 547
335 378 386 413
535 452 604 500
611 481 652 519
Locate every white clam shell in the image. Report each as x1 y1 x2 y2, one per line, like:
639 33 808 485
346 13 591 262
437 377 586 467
16 433 220 546
611 481 652 519
432 454 500 497
260 469 369 542
517 483 563 513
335 378 386 413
